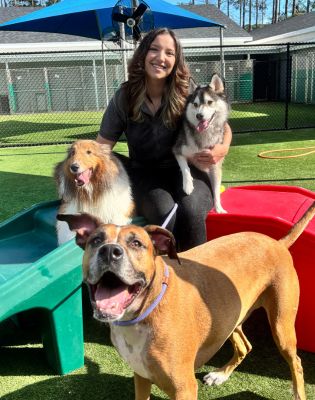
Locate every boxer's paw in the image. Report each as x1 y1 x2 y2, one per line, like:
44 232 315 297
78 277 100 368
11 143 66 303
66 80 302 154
203 371 229 386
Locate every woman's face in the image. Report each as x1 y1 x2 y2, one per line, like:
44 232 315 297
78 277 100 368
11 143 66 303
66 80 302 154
144 33 176 84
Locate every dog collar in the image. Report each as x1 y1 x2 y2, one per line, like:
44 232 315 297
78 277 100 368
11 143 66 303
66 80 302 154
113 263 169 327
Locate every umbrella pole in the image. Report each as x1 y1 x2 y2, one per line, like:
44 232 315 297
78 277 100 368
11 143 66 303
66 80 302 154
101 40 109 107
92 59 100 110
120 21 128 82
219 27 225 79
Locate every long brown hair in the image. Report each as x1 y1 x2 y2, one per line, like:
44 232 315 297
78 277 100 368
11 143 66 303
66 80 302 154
124 28 190 129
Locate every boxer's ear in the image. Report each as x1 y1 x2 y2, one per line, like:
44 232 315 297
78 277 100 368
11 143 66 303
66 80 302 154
144 225 181 264
57 212 102 249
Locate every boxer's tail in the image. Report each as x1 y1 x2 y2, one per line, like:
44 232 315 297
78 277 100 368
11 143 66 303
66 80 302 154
280 201 315 248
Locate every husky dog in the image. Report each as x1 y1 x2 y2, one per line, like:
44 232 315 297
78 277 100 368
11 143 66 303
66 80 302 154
173 74 230 213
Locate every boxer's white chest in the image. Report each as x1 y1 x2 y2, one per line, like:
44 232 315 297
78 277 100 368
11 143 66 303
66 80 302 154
110 324 152 379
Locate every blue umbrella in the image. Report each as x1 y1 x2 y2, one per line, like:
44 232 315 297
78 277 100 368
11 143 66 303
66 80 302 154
0 0 223 41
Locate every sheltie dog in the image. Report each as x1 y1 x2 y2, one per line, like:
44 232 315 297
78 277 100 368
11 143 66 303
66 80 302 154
54 140 134 244
173 74 230 213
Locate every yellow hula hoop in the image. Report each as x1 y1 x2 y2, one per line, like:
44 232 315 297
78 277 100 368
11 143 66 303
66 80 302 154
258 146 315 159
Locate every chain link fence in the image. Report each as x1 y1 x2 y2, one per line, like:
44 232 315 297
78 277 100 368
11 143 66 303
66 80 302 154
0 43 314 147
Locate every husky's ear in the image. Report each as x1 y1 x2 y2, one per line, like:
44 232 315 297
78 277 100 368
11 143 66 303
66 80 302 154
209 73 225 94
188 77 198 94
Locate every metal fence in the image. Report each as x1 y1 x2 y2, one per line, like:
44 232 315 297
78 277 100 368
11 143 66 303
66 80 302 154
0 42 315 147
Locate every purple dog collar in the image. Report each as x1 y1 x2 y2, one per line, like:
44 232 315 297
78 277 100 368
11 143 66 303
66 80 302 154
113 263 169 327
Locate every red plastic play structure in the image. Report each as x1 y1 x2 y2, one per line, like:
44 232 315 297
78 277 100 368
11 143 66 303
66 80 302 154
206 185 315 353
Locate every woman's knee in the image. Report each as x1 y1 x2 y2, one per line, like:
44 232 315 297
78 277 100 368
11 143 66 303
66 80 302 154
137 188 176 227
179 186 213 221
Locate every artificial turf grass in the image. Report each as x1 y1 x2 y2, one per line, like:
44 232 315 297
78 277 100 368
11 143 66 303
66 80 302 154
0 129 314 222
1 103 315 146
0 111 103 147
224 128 315 192
0 308 314 399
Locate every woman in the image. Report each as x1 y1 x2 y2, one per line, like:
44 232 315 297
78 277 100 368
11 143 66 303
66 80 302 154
97 28 232 251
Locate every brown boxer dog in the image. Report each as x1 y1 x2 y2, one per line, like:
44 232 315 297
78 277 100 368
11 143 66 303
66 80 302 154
57 202 315 400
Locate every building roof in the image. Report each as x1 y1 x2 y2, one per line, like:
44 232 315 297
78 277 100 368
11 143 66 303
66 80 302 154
251 12 315 43
176 4 251 39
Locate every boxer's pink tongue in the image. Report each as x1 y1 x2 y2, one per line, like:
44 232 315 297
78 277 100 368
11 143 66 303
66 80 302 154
95 284 131 314
196 120 209 133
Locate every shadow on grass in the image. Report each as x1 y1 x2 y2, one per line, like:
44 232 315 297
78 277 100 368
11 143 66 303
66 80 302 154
210 393 269 399
0 120 100 146
0 150 66 157
232 127 315 147
0 171 56 222
0 103 314 146
0 315 163 400
0 120 95 138
0 358 140 400
230 102 315 133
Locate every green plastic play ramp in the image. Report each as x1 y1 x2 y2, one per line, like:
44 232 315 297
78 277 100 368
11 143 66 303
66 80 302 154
0 200 84 375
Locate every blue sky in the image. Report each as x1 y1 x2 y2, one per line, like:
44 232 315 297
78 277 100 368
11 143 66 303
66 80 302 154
165 0 274 26
165 0 241 25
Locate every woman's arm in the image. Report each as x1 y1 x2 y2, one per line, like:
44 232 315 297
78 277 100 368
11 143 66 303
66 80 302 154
190 122 232 168
96 88 127 150
96 134 116 150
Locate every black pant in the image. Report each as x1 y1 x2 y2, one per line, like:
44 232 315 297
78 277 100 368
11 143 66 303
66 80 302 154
116 154 213 251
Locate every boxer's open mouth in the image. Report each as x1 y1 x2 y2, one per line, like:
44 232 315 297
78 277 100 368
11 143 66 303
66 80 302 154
89 271 143 318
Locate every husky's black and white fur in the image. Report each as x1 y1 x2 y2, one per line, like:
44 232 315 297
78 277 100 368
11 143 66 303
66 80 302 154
173 74 230 213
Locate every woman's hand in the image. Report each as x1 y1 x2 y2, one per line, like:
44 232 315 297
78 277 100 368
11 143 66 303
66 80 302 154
189 122 232 169
189 143 229 169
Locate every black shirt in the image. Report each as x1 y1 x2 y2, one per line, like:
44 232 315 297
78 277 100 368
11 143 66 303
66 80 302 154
99 86 178 167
